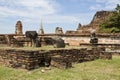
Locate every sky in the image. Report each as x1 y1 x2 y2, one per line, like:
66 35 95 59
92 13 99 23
0 0 120 34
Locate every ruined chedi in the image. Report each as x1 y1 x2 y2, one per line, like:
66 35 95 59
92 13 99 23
15 21 23 35
77 11 112 33
66 11 112 34
38 21 44 35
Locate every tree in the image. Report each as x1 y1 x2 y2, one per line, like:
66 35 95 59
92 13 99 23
115 4 120 13
99 4 120 33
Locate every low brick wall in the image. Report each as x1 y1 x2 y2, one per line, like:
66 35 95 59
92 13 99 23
0 47 112 70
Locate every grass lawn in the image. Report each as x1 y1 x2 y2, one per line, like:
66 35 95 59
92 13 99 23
0 56 120 80
0 45 88 51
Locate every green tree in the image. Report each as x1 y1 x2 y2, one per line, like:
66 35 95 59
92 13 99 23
115 4 120 12
99 4 120 33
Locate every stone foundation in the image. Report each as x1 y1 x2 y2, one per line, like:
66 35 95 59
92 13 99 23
0 47 112 70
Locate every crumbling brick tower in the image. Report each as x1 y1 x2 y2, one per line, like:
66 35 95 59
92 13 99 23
15 21 23 35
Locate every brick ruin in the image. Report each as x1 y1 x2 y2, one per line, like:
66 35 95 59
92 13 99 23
66 11 112 34
15 21 23 35
38 21 44 35
0 14 119 47
0 11 119 70
0 47 113 70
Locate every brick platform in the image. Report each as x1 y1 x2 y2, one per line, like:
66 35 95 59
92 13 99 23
0 47 112 70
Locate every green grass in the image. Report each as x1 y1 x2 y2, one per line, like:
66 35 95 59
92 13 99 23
0 56 120 80
0 45 88 51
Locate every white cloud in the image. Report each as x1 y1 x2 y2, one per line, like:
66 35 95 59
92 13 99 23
90 4 103 10
0 0 57 17
90 0 120 11
22 15 79 24
0 0 80 24
18 0 56 14
0 0 98 34
21 12 94 25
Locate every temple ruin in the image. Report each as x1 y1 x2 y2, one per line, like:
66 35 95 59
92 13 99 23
15 21 23 35
38 21 44 35
0 11 119 48
0 10 119 70
66 11 112 34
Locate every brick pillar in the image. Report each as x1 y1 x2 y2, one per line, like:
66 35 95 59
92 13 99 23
15 21 23 35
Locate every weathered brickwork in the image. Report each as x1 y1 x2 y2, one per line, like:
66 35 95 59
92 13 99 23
0 47 112 70
66 11 112 34
15 21 23 35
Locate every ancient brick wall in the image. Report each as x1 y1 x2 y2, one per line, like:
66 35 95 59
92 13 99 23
0 34 120 47
0 47 112 70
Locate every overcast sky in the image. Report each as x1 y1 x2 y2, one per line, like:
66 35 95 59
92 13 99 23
0 0 119 34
